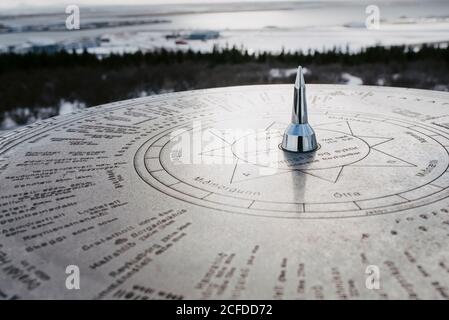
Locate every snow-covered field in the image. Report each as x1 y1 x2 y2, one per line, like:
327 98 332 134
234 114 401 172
89 19 449 55
0 1 448 54
341 73 363 85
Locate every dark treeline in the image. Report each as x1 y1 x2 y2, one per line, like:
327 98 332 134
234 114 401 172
1 44 448 73
0 44 448 127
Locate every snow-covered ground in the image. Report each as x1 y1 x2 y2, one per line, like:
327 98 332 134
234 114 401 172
58 100 86 115
87 19 449 55
269 67 310 79
1 1 448 54
341 73 363 85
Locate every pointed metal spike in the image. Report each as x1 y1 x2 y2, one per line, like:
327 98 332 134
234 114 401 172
292 66 307 124
281 66 318 153
294 65 304 89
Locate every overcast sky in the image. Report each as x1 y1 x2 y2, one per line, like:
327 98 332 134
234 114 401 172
0 0 420 10
1 0 254 10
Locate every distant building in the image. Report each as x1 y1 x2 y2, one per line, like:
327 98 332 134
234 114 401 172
166 32 181 40
62 37 101 52
27 38 60 54
8 38 63 54
187 30 219 41
0 23 10 33
99 35 112 43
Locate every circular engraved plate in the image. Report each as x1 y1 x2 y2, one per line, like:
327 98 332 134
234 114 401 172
1 85 449 299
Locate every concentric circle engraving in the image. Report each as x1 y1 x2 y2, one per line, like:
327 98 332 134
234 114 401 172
231 129 370 170
135 107 449 219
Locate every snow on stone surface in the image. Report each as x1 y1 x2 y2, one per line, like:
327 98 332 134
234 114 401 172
341 73 363 85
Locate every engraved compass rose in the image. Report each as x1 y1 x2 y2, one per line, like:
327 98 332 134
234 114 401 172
136 85 449 219
198 119 414 185
197 67 415 185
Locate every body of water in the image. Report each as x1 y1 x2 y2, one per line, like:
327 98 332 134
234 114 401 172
0 1 448 53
